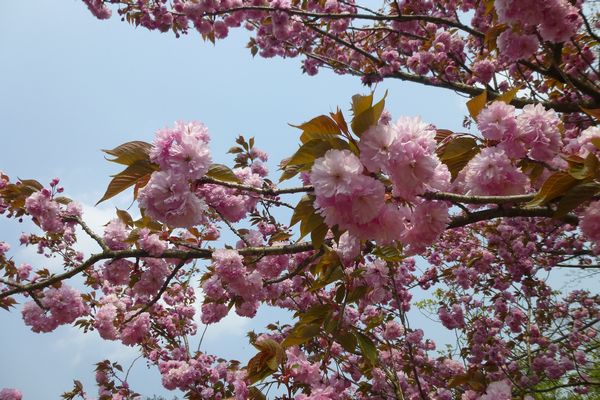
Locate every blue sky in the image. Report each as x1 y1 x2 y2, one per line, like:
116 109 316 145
0 1 473 398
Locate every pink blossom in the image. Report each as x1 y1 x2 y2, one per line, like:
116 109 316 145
382 321 404 340
94 304 120 340
212 249 245 282
471 59 495 84
311 149 363 198
24 190 63 233
402 200 449 252
477 102 517 142
359 123 397 173
82 0 112 19
538 0 582 43
42 285 89 324
134 258 170 297
517 104 561 162
138 170 207 228
464 147 529 195
576 126 600 158
581 201 600 244
121 312 151 345
0 242 9 257
497 30 539 62
103 219 130 250
102 259 133 286
201 302 228 324
138 228 167 256
335 232 360 265
21 302 59 333
150 121 212 180
479 379 512 400
0 389 22 400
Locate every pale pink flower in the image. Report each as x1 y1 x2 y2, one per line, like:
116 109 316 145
402 200 449 252
479 379 512 400
310 149 363 198
359 123 397 173
576 126 600 158
477 102 517 142
134 258 170 297
103 219 130 250
102 259 133 286
150 121 212 180
201 302 228 324
464 147 529 195
581 201 600 244
94 304 120 340
0 388 22 400
497 30 539 62
120 312 151 345
138 170 207 228
517 104 561 162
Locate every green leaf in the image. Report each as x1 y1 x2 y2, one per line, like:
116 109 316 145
580 107 600 122
279 163 302 182
18 179 44 191
97 160 157 205
439 137 478 160
282 323 321 347
336 331 357 353
355 331 378 365
102 141 152 166
205 163 241 183
298 304 331 324
528 171 580 207
346 285 370 303
555 182 600 218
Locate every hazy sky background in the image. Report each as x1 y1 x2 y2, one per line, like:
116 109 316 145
0 1 509 398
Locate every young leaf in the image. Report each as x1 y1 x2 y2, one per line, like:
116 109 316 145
496 85 522 105
351 93 373 116
527 171 579 207
554 182 600 218
290 195 316 227
351 93 386 137
466 91 487 119
205 164 241 183
97 160 157 205
102 141 152 166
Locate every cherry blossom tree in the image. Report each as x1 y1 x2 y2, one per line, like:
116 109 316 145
1 1 600 399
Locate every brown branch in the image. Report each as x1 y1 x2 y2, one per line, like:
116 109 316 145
448 207 579 229
64 216 109 251
422 192 535 205
264 248 323 285
123 259 189 323
0 242 315 299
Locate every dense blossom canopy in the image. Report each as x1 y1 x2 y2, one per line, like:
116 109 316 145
1 1 600 400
